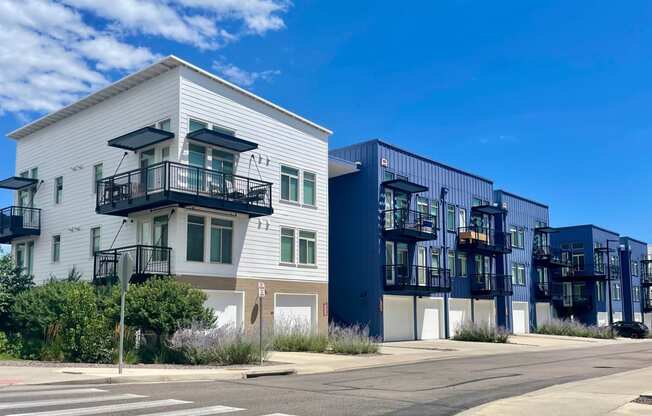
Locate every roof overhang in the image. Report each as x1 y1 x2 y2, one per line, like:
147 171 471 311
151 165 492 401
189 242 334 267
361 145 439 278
328 156 360 178
0 177 38 190
108 127 175 151
186 129 257 152
382 179 428 194
472 204 507 215
535 226 557 234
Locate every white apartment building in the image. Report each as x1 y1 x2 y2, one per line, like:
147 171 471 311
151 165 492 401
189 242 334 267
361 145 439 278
1 56 331 334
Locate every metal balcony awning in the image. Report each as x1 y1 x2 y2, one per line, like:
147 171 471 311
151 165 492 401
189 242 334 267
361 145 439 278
186 128 258 152
108 127 175 151
382 179 428 194
472 204 507 215
0 176 38 190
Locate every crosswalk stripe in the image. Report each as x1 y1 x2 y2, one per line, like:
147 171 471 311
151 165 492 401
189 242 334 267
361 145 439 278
0 389 107 399
136 405 245 416
7 399 192 416
0 393 146 410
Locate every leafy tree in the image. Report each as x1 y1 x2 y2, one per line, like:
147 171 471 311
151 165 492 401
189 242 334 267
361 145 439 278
0 254 33 328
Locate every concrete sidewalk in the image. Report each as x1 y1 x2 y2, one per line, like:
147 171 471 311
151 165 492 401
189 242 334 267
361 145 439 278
0 334 649 385
459 365 652 416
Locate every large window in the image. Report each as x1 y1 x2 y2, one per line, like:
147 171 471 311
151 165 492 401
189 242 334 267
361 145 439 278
281 166 299 202
633 286 641 302
16 242 34 276
597 281 604 302
299 231 316 265
280 228 295 263
446 205 455 231
52 235 61 263
518 228 525 249
186 215 205 262
210 218 233 264
212 150 234 175
303 172 316 206
93 163 103 193
189 118 208 132
613 282 622 301
448 250 456 277
511 263 526 285
458 208 466 228
54 176 63 204
458 252 468 277
510 227 525 249
572 253 585 271
90 227 101 256
430 200 439 228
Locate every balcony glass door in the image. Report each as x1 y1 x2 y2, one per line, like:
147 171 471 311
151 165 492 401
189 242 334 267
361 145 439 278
417 246 426 285
397 243 409 283
153 215 169 262
188 144 206 193
562 282 572 306
395 193 408 229
385 241 395 285
211 149 235 195
384 189 394 230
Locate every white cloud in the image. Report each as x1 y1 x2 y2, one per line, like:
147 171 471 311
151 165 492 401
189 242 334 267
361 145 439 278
0 0 290 116
212 60 280 87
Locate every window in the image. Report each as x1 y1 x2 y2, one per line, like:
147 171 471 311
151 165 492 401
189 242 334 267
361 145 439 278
511 263 526 285
446 205 455 231
52 235 61 263
510 226 517 247
189 144 206 168
90 227 101 256
280 228 295 263
572 253 585 271
26 241 34 276
597 281 604 302
633 286 641 302
431 249 440 269
458 252 468 277
299 231 316 265
92 164 103 193
383 170 395 181
303 172 316 206
458 208 466 228
430 200 439 227
281 166 299 202
15 243 25 272
189 118 208 132
572 243 584 250
612 282 621 301
186 215 205 262
158 118 171 132
416 197 428 214
54 176 63 204
212 149 234 174
472 197 482 207
210 218 233 264
518 228 525 249
448 250 456 277
510 227 525 249
161 147 170 161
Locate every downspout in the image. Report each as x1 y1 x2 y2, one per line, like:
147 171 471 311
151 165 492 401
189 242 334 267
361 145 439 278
441 187 450 339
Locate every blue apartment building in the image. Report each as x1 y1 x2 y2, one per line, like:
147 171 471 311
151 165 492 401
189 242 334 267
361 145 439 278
329 140 515 341
619 237 647 323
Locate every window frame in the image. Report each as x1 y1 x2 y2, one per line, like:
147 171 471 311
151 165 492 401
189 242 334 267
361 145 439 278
280 165 300 203
186 215 206 262
209 217 234 264
52 235 61 263
92 163 103 194
446 205 456 232
298 230 317 266
302 171 317 207
90 226 101 257
280 227 296 264
54 176 63 204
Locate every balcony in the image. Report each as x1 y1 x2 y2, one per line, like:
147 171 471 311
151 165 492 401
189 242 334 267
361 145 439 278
93 245 172 284
96 161 273 218
643 294 652 313
533 245 572 268
384 264 451 293
552 294 593 311
382 208 437 242
470 273 513 298
457 226 512 254
0 206 41 243
534 282 552 301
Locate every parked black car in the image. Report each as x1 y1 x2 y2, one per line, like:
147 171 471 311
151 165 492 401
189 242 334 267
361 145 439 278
610 321 649 338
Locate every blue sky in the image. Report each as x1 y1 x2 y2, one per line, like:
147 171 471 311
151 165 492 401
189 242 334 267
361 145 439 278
1 1 651 242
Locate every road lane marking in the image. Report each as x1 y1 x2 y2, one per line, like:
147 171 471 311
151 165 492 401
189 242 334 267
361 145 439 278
0 393 146 410
0 389 107 399
136 405 246 415
7 399 191 416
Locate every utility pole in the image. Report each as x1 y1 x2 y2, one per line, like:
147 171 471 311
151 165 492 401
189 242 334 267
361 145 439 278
441 187 450 339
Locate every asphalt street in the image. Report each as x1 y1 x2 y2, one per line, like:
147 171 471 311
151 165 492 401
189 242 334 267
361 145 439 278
2 342 652 416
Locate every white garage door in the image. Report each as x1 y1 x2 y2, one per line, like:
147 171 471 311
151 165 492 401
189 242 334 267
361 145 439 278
274 294 317 333
536 303 553 325
597 312 608 326
474 300 495 327
383 295 414 341
512 302 529 334
204 290 244 330
449 298 472 337
417 297 444 340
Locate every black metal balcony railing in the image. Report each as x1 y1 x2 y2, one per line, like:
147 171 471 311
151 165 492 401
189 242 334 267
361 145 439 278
96 161 273 217
470 273 513 297
0 206 41 243
384 264 451 293
93 245 172 284
533 245 572 268
534 282 552 301
594 263 620 279
643 293 652 313
457 226 512 254
382 208 437 242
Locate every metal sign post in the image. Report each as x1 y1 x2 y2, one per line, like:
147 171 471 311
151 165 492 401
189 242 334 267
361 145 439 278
117 252 133 375
257 282 266 366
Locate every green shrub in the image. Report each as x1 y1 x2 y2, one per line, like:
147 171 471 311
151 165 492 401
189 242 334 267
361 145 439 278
534 318 614 339
453 321 509 343
329 324 379 354
10 281 113 362
271 321 328 353
0 254 33 329
170 324 266 365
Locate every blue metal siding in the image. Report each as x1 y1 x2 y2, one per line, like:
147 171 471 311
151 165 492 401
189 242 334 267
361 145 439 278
620 237 647 321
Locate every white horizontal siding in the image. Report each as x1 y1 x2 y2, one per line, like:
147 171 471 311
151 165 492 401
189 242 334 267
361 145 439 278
177 67 329 283
13 69 180 283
